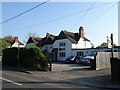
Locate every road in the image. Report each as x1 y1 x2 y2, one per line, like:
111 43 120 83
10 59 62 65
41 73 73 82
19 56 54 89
1 64 92 89
1 62 120 89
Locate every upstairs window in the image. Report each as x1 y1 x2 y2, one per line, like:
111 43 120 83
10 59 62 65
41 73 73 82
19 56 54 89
59 42 65 47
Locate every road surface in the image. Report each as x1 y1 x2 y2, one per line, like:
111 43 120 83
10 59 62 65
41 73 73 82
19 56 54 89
1 62 120 89
2 64 92 89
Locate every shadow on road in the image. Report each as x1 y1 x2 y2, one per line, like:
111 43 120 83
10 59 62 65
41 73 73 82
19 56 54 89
65 74 120 89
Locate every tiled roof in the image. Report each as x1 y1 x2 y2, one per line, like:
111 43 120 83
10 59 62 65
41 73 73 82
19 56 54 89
26 37 42 45
37 33 56 47
4 37 24 46
56 30 90 44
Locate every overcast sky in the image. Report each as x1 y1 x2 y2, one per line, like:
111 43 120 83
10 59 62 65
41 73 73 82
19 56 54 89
2 1 118 47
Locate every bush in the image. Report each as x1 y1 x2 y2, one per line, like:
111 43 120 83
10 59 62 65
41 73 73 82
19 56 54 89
0 39 8 55
2 47 49 71
2 48 18 66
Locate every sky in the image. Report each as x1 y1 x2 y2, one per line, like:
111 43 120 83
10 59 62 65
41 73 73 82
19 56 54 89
1 1 118 47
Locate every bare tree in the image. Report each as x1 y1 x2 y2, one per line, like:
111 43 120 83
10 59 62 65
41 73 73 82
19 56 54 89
3 35 14 41
23 32 39 43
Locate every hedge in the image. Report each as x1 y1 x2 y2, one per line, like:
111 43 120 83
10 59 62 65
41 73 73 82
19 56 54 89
0 39 8 55
2 47 49 71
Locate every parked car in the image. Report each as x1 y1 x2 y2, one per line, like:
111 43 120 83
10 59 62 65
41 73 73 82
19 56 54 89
65 56 82 64
74 56 83 64
81 54 96 65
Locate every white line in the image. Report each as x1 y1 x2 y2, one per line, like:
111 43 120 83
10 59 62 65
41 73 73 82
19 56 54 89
0 77 22 86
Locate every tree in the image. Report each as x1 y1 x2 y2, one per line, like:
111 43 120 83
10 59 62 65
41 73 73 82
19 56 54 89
0 39 8 55
96 42 108 48
0 39 8 49
96 42 118 48
23 32 39 43
3 35 14 40
101 42 108 48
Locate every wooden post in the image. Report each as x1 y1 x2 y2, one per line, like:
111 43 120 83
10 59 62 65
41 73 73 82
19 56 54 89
17 42 20 71
111 33 114 58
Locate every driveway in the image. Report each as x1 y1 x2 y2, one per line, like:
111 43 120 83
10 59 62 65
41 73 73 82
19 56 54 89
52 62 90 72
31 62 120 89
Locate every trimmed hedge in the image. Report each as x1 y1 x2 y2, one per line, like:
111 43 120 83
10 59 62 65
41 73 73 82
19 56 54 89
2 47 48 71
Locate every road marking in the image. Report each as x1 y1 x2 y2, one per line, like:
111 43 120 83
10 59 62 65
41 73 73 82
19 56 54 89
0 77 22 86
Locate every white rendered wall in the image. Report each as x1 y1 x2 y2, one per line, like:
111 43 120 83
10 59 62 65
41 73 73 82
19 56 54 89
53 39 72 61
12 42 24 47
72 48 119 57
72 38 92 49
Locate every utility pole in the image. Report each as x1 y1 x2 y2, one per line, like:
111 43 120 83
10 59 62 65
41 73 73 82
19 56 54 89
110 33 114 58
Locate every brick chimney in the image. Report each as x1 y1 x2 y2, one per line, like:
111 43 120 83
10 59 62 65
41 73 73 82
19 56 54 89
14 36 18 43
46 33 50 38
79 26 84 38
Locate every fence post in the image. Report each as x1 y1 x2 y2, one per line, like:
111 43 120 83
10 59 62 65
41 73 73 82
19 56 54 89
111 33 114 58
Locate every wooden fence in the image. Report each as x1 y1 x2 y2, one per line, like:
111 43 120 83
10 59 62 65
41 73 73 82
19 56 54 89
91 52 119 70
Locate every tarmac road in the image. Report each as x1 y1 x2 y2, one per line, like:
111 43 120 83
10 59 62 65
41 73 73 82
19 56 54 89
1 62 120 89
2 64 91 89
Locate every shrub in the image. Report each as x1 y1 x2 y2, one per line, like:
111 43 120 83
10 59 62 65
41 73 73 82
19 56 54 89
2 48 18 66
2 47 48 71
0 39 8 55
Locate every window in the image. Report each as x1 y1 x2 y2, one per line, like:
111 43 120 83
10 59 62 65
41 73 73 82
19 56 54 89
59 52 65 57
59 42 65 47
59 48 65 51
45 45 48 49
77 52 84 56
50 45 53 48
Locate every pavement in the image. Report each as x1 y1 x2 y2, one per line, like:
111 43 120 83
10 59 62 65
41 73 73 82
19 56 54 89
2 62 120 89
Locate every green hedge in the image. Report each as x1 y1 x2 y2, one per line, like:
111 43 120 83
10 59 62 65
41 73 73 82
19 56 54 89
2 47 48 71
0 39 8 55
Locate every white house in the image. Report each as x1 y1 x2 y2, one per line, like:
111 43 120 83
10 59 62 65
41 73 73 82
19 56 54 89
25 26 120 61
37 33 56 53
52 26 93 61
4 36 24 48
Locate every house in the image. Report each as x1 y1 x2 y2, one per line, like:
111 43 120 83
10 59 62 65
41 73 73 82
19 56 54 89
26 33 56 53
4 36 24 48
25 26 120 61
37 33 56 53
26 37 42 47
52 26 93 61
